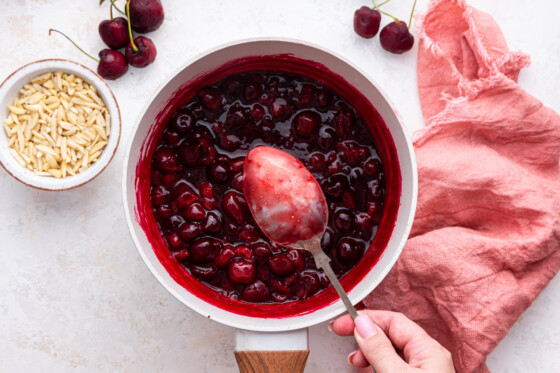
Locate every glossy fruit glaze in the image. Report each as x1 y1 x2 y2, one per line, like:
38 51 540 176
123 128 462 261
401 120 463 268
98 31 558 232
149 70 386 304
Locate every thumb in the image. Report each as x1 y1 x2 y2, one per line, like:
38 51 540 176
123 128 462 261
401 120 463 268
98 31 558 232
354 314 408 373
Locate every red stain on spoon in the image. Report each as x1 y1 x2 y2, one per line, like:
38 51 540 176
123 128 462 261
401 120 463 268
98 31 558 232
243 146 328 246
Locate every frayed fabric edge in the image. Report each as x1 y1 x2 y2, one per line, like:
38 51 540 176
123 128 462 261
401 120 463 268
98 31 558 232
414 0 530 142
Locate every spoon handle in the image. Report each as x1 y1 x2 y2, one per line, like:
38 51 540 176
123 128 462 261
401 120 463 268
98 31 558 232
301 238 376 373
313 250 359 320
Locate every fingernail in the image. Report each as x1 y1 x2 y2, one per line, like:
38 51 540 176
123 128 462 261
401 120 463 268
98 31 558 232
355 314 378 339
347 350 358 365
327 321 334 332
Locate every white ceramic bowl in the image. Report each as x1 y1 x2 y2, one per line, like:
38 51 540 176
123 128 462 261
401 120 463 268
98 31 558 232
0 59 121 191
123 38 417 332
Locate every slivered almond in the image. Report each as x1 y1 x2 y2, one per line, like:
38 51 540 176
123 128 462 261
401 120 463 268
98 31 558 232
3 71 110 177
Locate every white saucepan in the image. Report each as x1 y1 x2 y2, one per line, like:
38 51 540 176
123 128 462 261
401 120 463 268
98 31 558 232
122 38 417 372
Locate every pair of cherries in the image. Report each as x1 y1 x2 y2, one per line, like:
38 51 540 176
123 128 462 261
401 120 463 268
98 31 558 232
353 1 416 54
51 0 163 80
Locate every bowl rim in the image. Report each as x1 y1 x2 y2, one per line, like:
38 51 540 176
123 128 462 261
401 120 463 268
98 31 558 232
122 37 418 331
0 58 121 191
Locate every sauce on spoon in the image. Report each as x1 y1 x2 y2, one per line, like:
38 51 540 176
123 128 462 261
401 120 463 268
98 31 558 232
243 146 328 246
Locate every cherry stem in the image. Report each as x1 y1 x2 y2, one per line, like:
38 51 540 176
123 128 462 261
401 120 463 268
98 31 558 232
371 0 398 21
48 29 99 63
109 0 113 19
372 0 392 9
126 0 138 52
111 0 127 16
408 0 417 30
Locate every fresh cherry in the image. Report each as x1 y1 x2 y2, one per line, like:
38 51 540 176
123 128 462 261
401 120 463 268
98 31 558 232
126 36 157 68
99 17 129 49
353 6 381 38
129 0 165 33
380 20 414 54
49 29 128 81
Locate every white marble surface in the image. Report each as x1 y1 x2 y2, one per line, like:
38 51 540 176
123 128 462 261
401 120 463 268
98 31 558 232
1 0 559 372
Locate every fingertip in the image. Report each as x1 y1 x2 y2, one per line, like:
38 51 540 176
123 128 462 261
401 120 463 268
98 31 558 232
348 349 370 368
331 314 355 336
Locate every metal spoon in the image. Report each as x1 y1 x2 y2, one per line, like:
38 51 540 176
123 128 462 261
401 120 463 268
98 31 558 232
243 146 374 371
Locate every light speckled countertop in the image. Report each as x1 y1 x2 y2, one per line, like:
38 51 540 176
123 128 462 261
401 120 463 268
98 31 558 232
1 1 559 372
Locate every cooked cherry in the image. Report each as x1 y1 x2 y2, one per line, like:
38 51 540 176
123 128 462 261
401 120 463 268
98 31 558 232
308 153 325 170
154 147 181 173
239 224 259 243
232 173 244 191
198 182 214 198
150 186 169 206
355 213 375 237
226 105 248 128
191 265 218 280
297 84 315 107
336 238 365 265
202 212 222 234
322 174 349 201
166 233 185 251
155 205 172 220
320 228 335 252
175 249 190 262
251 243 271 263
338 140 369 165
227 257 256 284
317 88 334 110
292 110 321 137
178 222 201 242
221 76 243 98
170 182 198 211
333 208 356 233
219 133 241 151
160 173 180 189
242 280 270 302
364 158 382 178
207 161 231 184
188 127 214 144
243 82 263 103
183 203 206 221
269 98 291 120
198 141 217 166
317 127 337 150
215 245 235 268
334 104 356 136
171 109 195 134
162 129 181 145
235 245 254 259
222 190 247 224
297 270 322 298
287 249 304 271
342 190 357 210
189 237 222 264
353 6 381 38
251 104 266 120
268 254 296 276
368 179 383 200
198 87 223 111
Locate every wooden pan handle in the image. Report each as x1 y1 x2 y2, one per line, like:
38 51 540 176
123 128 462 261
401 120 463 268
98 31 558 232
234 350 309 373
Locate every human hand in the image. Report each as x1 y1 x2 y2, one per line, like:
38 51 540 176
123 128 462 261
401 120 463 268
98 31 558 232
330 310 455 372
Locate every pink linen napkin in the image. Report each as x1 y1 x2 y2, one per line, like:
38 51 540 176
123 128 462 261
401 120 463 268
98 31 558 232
361 0 560 372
